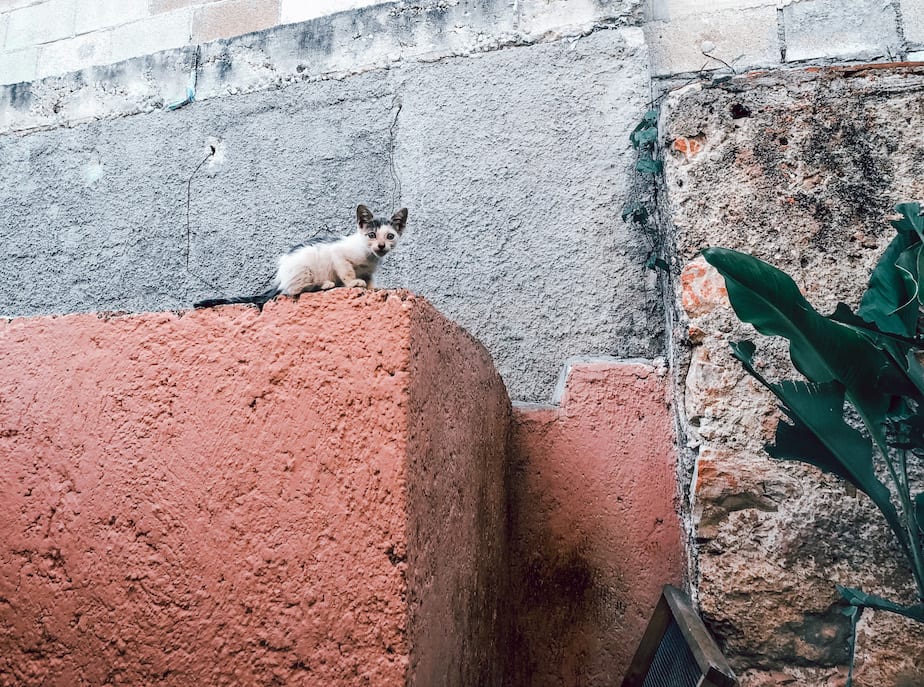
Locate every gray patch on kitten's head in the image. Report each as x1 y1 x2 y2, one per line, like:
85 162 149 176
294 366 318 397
356 204 409 257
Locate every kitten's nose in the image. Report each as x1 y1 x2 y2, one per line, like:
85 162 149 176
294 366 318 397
378 242 386 251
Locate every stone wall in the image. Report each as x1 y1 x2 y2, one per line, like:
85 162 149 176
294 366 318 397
0 0 391 85
661 64 924 685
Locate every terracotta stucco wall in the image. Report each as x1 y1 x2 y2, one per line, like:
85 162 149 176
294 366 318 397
506 361 684 686
0 290 508 686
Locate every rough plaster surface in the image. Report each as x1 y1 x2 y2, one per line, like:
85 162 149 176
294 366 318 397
381 27 662 402
0 27 660 403
661 65 924 685
507 361 684 686
0 289 509 686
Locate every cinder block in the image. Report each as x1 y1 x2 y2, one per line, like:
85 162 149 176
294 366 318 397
151 0 221 12
518 0 640 37
645 6 780 76
5 0 76 50
37 32 112 79
0 292 509 686
279 0 380 24
109 9 191 65
0 45 37 84
647 0 776 21
0 0 44 12
191 0 279 43
783 0 901 62
901 0 924 47
74 0 148 35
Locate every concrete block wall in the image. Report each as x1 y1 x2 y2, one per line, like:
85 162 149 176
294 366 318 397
0 0 387 85
646 0 921 77
4 0 924 87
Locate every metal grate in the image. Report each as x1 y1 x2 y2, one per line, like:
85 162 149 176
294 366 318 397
641 618 701 687
621 585 737 687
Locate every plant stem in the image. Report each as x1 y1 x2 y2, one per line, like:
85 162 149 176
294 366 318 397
868 426 924 604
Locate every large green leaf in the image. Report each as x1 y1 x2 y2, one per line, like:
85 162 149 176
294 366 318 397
829 303 923 401
891 202 924 242
896 243 924 307
731 341 909 558
703 248 895 419
857 230 920 337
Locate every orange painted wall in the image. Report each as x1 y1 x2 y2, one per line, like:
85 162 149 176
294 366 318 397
0 290 509 686
0 292 683 686
506 361 685 686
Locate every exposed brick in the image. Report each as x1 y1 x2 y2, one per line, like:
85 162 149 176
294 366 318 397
5 0 75 50
645 6 780 76
783 0 901 62
191 0 279 43
109 9 191 65
680 256 728 319
901 0 924 47
37 32 112 79
74 0 148 35
0 44 37 84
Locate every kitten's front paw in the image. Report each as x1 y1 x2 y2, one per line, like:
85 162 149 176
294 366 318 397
320 281 336 290
345 279 366 289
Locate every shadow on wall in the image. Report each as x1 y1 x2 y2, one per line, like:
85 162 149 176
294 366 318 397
504 361 685 686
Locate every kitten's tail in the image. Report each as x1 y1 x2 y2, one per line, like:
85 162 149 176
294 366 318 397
194 287 280 310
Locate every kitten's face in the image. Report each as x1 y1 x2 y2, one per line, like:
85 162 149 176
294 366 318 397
357 205 408 257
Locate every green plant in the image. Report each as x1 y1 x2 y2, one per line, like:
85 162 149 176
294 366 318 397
702 203 924 676
625 109 669 272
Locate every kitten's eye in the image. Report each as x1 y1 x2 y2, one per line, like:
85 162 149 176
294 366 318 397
367 232 376 238
386 232 395 240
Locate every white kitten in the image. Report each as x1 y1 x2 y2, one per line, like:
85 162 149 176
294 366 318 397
195 205 408 309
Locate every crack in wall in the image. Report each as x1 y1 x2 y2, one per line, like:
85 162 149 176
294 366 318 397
388 94 403 211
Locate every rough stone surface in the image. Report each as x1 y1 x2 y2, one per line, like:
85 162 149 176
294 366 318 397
0 27 660 403
782 0 902 63
507 361 684 686
661 65 924 685
0 289 510 686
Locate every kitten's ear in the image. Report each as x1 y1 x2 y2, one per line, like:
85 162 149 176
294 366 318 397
391 208 408 233
357 204 374 228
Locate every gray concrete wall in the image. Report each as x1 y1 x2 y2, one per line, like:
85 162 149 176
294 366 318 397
0 1 656 404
